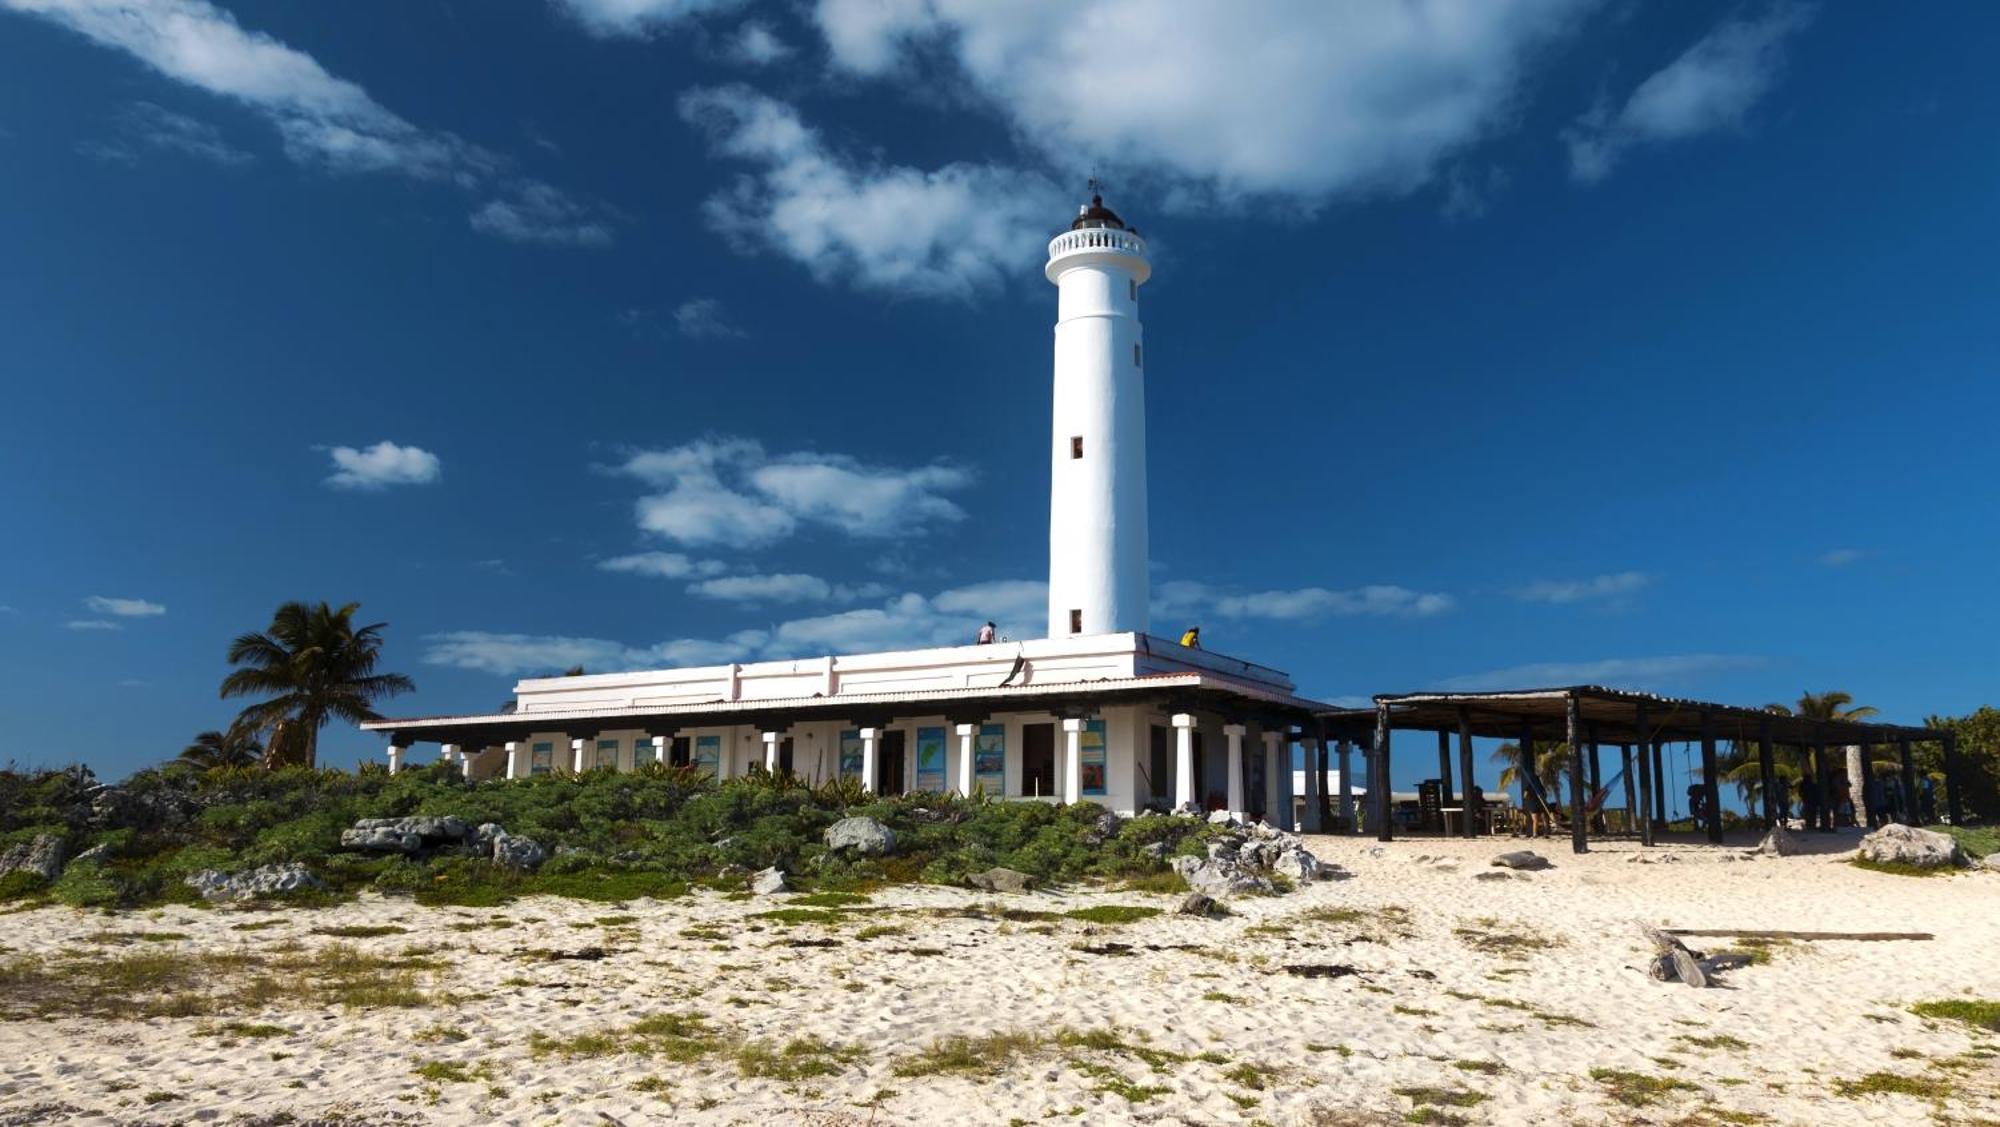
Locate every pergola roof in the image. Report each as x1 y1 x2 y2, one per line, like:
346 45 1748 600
1316 686 1942 747
364 672 1336 746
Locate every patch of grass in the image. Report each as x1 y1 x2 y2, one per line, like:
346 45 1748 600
631 1076 670 1094
1832 1071 1953 1099
1910 998 2000 1032
413 1023 469 1044
414 1060 493 1084
1590 1068 1699 1107
310 924 409 938
0 941 439 1019
1676 1034 1752 1051
1202 991 1247 1004
82 930 189 944
529 1011 719 1062
228 920 285 932
789 892 870 908
1450 1060 1503 1075
1392 1005 1437 1017
1062 905 1162 925
1223 1063 1275 1090
1394 1086 1489 1109
1938 823 1998 859
893 1031 1043 1077
750 908 849 927
1118 869 1189 894
855 924 907 940
1453 918 1558 958
735 1036 866 1081
207 1021 289 1039
141 1092 181 1105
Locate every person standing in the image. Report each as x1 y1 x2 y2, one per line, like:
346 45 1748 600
1799 774 1821 832
976 621 996 644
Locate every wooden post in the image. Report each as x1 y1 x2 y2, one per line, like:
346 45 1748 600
1374 703 1394 843
1943 731 1962 826
1634 701 1654 847
1758 717 1777 830
1651 740 1668 830
1436 729 1454 813
1700 711 1723 844
1585 728 1602 808
1519 723 1541 834
1567 694 1587 854
1456 707 1477 839
1314 718 1335 832
1816 741 1836 831
1337 739 1356 835
1898 737 1918 826
1619 744 1637 837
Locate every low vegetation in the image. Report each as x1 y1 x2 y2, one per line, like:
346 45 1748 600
1910 998 2000 1032
0 942 441 1020
0 761 1224 909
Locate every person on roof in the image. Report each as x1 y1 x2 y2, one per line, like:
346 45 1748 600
976 621 996 645
1179 626 1201 648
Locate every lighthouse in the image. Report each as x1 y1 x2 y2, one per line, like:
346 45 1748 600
1046 191 1152 639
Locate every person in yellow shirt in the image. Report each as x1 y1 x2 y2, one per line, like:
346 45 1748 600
1179 626 1200 648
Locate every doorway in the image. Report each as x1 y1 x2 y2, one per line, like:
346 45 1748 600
778 738 794 777
1022 723 1056 798
1149 725 1170 810
876 730 908 796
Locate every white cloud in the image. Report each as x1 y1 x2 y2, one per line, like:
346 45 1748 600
689 573 834 604
725 20 793 65
673 297 744 339
598 552 727 579
421 628 767 676
550 0 742 37
812 0 1598 206
425 578 1047 676
10 0 610 243
469 181 614 246
324 440 442 490
1157 580 1454 621
1509 571 1651 605
1819 548 1863 567
65 619 122 631
1565 5 1813 182
84 595 165 617
610 436 972 549
77 100 253 166
1434 653 1764 692
677 85 1065 299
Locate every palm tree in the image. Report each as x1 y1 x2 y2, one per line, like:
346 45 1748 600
177 721 263 769
1491 740 1574 811
1734 692 1887 821
220 601 415 769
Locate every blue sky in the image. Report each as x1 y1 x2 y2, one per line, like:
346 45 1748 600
2 1 1995 796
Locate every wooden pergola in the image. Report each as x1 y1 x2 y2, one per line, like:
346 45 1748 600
1307 687 1959 855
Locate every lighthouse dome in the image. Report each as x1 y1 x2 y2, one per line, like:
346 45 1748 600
1068 194 1129 232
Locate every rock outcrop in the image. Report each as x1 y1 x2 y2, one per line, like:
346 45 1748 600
967 867 1034 894
1856 824 1965 870
824 817 896 857
339 816 472 854
184 863 324 902
0 834 66 885
750 866 788 895
1754 826 1801 857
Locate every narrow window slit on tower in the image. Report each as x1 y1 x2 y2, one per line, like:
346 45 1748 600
1070 435 1084 459
1129 278 1136 301
1134 342 1142 366
1069 609 1083 635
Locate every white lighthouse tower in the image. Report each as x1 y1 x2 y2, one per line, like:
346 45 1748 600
1046 190 1152 639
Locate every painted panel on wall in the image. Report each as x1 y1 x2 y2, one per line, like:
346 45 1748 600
839 730 864 779
694 735 721 779
915 726 947 792
1081 720 1108 797
531 742 553 776
974 724 1006 795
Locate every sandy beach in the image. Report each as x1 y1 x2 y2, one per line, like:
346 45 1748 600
1 833 1995 1126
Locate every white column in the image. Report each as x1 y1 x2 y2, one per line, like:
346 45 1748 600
859 727 880 793
386 744 405 775
504 741 521 780
1262 731 1283 827
570 738 587 774
440 743 460 773
1062 719 1085 804
1300 736 1324 832
956 723 977 798
1172 713 1198 811
1224 724 1247 822
762 730 782 774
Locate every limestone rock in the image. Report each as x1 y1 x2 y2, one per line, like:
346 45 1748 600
0 834 66 885
491 831 548 871
1857 824 1966 870
184 862 323 902
824 816 896 857
1491 850 1552 872
1084 808 1124 845
340 816 472 854
1177 892 1223 917
1754 826 1802 857
750 866 787 895
967 867 1034 894
1271 847 1325 883
1981 854 2000 873
1207 810 1241 827
1172 855 1274 897
66 843 112 870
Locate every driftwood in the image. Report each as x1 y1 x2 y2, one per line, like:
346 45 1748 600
1639 923 1709 987
1665 929 1933 942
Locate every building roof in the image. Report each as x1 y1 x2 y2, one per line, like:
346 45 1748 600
1068 193 1129 232
364 670 1339 745
1316 685 1943 746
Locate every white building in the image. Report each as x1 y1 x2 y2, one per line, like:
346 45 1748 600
366 192 1341 826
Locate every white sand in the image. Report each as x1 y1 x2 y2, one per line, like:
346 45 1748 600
1 834 1996 1125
